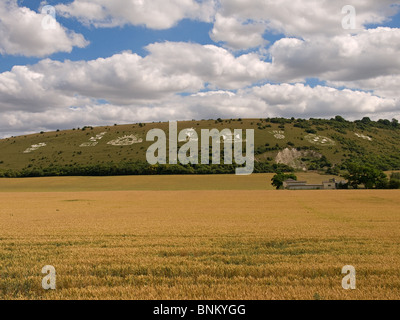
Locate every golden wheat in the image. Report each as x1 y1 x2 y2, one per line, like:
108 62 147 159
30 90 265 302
0 187 399 300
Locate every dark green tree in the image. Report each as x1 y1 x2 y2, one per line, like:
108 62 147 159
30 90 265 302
271 173 297 190
334 115 346 122
343 163 388 189
361 117 371 124
389 172 400 189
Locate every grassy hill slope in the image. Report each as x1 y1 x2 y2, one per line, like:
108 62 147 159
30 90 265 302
0 117 400 176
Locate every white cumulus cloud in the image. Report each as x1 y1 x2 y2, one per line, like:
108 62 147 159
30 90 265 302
55 0 216 29
267 28 400 83
0 0 88 57
211 0 399 50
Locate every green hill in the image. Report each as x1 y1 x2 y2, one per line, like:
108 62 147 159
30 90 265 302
1 117 400 177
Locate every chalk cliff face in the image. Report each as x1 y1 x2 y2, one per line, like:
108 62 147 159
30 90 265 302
275 148 322 171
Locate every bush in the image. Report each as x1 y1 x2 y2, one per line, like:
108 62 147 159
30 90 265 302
0 160 296 179
342 163 388 189
389 172 400 189
271 173 297 190
326 166 340 175
306 129 317 134
334 115 347 122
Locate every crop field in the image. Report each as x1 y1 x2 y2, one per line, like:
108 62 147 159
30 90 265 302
0 175 400 300
0 172 340 192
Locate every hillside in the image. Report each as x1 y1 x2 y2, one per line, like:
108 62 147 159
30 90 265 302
0 117 400 177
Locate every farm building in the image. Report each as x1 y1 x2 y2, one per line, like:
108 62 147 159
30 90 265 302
283 179 344 190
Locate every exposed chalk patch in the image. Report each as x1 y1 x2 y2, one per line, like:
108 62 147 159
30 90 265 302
107 135 143 146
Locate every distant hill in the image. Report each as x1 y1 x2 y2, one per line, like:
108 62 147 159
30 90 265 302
1 117 400 177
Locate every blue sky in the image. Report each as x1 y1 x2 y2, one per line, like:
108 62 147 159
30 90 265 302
0 0 400 137
1 15 216 72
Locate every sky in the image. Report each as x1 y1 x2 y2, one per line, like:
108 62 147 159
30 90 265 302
0 0 400 138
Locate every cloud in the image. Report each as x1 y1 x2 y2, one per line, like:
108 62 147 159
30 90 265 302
0 42 270 108
144 42 271 89
267 27 400 83
0 65 89 112
0 0 88 57
0 41 273 136
55 0 216 29
1 55 398 136
1 19 400 137
210 13 268 50
248 83 399 118
2 82 398 138
1 39 399 127
210 0 399 50
49 0 400 53
329 75 400 99
29 51 204 104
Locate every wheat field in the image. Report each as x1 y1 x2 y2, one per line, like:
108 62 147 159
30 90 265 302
0 177 399 300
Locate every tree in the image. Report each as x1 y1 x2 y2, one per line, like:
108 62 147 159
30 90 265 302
342 163 388 189
389 172 400 189
326 166 340 175
334 115 346 122
271 173 297 190
378 119 391 127
361 117 371 124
